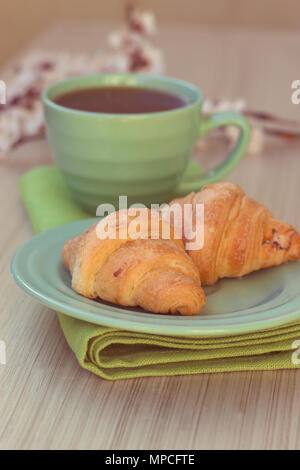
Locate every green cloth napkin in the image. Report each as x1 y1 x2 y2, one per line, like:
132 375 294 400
20 166 300 380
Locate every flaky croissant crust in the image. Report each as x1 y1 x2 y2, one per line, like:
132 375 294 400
62 209 206 315
170 182 300 285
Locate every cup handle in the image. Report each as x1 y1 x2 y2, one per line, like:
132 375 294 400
176 110 250 196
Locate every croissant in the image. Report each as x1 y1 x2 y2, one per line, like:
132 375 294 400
169 182 300 285
62 209 206 315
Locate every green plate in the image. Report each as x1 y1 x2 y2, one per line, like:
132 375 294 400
11 218 300 337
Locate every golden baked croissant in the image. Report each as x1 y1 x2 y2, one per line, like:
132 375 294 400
62 209 206 315
170 182 300 285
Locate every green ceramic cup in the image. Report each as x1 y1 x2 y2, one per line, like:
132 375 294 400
42 74 250 213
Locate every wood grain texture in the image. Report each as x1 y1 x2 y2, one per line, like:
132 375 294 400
0 22 300 450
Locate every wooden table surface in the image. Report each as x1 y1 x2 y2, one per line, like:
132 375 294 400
0 22 300 450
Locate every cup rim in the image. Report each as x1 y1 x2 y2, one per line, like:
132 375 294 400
42 73 203 118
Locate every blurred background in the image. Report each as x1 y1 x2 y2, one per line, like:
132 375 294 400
1 0 300 66
1 0 300 159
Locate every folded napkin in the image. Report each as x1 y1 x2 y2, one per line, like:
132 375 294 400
20 166 300 379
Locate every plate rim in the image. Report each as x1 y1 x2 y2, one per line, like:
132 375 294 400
11 218 300 338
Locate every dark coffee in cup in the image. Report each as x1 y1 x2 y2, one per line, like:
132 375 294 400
54 86 187 114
